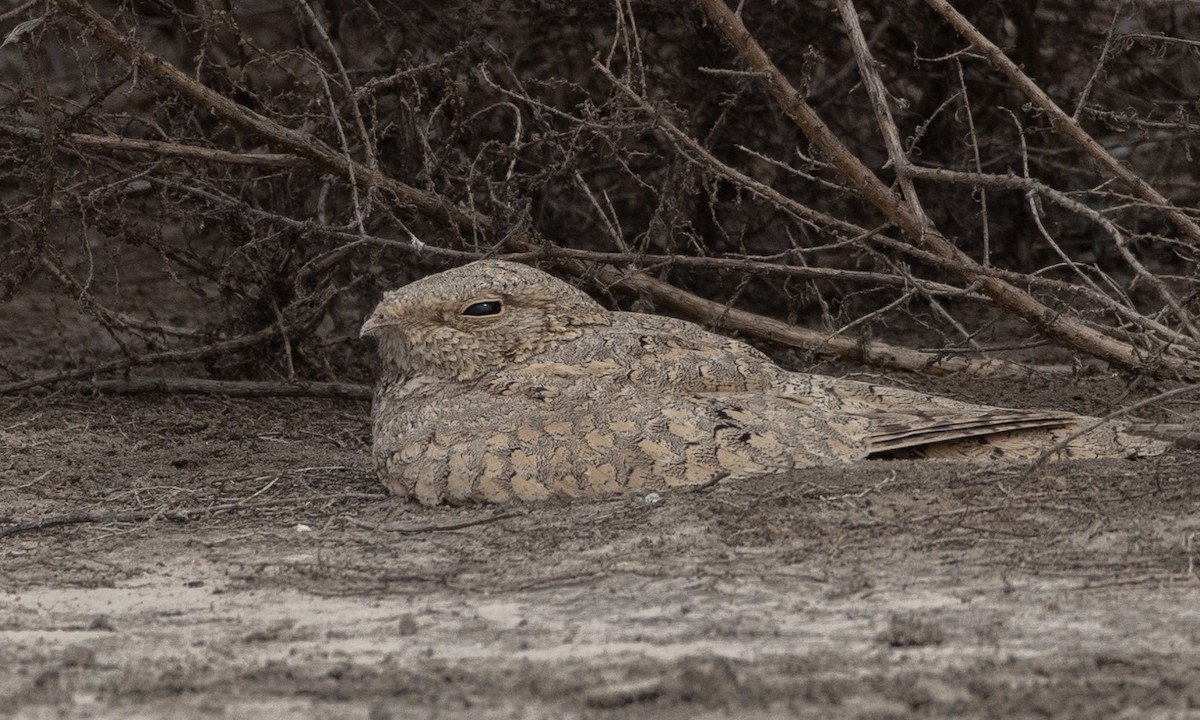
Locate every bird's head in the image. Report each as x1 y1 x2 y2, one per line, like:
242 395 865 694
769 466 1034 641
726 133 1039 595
361 260 610 381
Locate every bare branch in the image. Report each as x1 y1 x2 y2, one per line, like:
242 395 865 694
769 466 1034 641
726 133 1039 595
13 377 372 399
0 123 306 167
923 0 1200 244
693 0 1200 380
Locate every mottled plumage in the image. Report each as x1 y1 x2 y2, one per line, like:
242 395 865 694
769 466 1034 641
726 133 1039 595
362 260 1167 505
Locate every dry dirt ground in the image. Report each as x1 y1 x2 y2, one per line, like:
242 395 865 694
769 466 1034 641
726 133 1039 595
3 288 1200 719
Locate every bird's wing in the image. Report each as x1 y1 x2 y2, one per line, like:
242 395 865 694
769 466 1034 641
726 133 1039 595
372 371 869 505
865 408 1079 453
801 375 1168 458
525 311 795 394
804 374 1014 415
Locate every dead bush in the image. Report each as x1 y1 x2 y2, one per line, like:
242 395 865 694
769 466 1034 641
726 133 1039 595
1 0 1198 392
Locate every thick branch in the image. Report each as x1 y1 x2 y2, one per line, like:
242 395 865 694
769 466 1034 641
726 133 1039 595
923 0 1200 245
591 263 1050 378
693 0 1200 381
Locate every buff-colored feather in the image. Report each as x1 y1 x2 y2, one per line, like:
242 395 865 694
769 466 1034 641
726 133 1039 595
363 260 1167 505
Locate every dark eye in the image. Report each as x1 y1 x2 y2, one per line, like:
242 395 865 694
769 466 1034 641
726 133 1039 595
462 300 502 317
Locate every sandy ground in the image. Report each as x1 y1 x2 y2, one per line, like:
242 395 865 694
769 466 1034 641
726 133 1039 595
3 390 1199 719
2 273 1199 718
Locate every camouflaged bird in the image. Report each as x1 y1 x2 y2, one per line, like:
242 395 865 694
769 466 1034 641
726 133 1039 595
361 260 1167 505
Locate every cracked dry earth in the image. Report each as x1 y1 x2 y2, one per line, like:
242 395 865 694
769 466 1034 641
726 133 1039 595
2 388 1199 720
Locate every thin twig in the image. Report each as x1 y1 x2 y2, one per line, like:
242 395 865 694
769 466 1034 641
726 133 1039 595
292 0 373 233
836 0 932 230
0 327 284 394
923 0 1200 244
7 376 372 399
592 60 869 241
52 0 481 233
345 511 524 534
53 0 965 379
692 0 1200 380
1026 385 1200 472
0 122 306 167
0 493 386 539
905 165 1200 352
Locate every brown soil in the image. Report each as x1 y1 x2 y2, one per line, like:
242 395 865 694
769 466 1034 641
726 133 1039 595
3 290 1200 719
